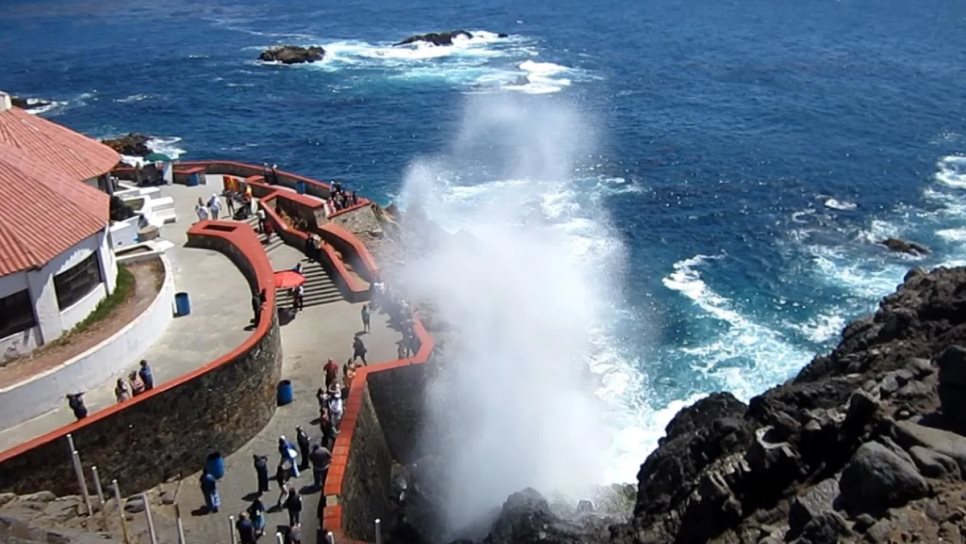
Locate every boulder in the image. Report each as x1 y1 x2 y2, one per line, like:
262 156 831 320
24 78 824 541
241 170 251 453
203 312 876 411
908 446 960 480
102 133 151 156
938 347 966 427
394 30 473 47
10 96 51 111
259 45 325 64
893 420 966 473
839 441 928 515
878 237 930 256
123 497 145 513
793 511 852 544
787 478 840 537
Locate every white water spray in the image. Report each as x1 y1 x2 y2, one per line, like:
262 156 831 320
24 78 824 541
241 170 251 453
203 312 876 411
396 95 625 533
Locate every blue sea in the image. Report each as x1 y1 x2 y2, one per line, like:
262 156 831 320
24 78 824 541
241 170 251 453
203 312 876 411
4 0 966 484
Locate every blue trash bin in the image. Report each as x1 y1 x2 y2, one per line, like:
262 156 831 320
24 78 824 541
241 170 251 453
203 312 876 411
187 173 200 187
295 181 307 195
205 452 225 480
277 380 294 406
174 292 190 316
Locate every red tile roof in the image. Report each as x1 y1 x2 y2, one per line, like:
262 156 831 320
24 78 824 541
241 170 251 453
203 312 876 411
0 144 109 275
0 106 118 182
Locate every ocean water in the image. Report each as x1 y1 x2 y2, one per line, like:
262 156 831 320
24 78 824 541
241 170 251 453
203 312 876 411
4 0 966 482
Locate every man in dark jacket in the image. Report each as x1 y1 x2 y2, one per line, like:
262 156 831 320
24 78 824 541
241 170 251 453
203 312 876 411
309 443 332 489
253 454 270 494
235 512 256 544
295 426 311 470
284 489 302 527
66 393 87 420
138 360 154 390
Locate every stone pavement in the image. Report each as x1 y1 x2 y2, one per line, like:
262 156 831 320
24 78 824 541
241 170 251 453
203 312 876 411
163 227 403 544
0 182 251 452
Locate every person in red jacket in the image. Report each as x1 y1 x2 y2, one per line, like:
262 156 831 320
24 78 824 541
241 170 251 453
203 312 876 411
323 359 338 389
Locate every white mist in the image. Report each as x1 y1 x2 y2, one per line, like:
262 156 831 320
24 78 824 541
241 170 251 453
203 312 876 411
394 94 627 533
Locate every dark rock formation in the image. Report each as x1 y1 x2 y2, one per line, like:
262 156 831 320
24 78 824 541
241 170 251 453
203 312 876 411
101 133 151 156
394 30 473 47
10 96 51 111
258 45 325 64
472 267 966 543
879 237 930 255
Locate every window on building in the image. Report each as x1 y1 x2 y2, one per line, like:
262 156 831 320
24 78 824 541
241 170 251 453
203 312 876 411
0 290 36 338
54 253 103 309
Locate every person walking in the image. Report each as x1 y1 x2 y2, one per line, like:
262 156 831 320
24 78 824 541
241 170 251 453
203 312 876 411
247 497 266 538
352 335 368 365
194 197 210 222
275 463 290 508
208 193 222 220
295 426 310 470
138 360 154 391
278 436 299 478
328 384 344 429
251 290 262 324
200 470 220 513
114 379 130 402
361 304 370 333
292 284 304 313
253 454 270 494
255 208 266 233
129 370 145 396
284 487 302 527
236 511 256 544
310 443 332 489
323 359 338 389
66 393 87 420
263 217 275 243
342 361 356 400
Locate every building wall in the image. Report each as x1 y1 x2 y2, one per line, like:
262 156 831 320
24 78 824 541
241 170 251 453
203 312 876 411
0 222 282 495
0 256 175 428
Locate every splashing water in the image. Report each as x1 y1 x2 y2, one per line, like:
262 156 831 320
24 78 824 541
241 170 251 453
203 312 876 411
396 94 625 533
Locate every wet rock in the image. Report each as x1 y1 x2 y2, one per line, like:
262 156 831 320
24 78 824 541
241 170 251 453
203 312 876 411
102 133 151 156
394 30 473 47
258 45 325 64
879 237 930 255
839 441 928 515
10 96 51 111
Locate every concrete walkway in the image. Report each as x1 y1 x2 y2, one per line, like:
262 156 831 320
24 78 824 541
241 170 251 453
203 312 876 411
166 226 402 544
0 182 251 451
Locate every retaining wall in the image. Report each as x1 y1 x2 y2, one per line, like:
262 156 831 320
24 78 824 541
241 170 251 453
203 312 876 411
0 222 281 496
0 256 175 428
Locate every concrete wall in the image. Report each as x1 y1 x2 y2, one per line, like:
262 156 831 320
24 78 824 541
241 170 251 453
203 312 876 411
366 363 429 465
0 222 282 495
338 388 394 541
108 215 141 249
0 256 175 428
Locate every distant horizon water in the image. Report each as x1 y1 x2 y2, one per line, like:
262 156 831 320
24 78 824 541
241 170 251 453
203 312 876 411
3 0 966 496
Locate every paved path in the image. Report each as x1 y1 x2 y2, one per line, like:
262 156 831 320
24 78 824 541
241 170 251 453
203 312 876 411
167 226 402 544
0 182 251 451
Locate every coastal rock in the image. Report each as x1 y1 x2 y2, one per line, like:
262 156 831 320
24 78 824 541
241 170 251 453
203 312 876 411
939 345 966 426
481 488 607 544
101 133 151 156
258 45 325 64
394 30 473 47
893 419 966 473
10 96 51 111
787 477 840 537
879 237 930 256
838 441 928 515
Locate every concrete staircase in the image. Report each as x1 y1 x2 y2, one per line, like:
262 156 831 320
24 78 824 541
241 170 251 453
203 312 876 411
275 260 343 308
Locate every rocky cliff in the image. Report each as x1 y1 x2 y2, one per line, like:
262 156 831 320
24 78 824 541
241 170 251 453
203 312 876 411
481 266 966 544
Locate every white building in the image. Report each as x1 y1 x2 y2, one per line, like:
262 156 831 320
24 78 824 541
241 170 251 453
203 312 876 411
0 92 121 361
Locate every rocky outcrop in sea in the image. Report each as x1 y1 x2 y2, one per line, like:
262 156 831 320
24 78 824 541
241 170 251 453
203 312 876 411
101 133 151 156
258 45 325 64
477 266 966 543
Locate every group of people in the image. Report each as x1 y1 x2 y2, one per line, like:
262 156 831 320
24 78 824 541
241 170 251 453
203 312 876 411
63 360 155 420
323 181 359 217
194 193 226 222
369 279 421 359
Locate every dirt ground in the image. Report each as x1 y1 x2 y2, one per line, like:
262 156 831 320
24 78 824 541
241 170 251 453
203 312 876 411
0 259 164 388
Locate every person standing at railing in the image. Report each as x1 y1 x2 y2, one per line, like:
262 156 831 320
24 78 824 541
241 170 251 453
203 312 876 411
309 443 331 490
138 360 154 391
114 379 130 402
295 426 310 470
253 454 270 494
66 393 87 420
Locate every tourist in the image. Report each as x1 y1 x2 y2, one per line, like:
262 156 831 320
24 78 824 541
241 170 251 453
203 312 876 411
225 190 236 216
285 487 302 527
292 284 304 313
286 523 302 544
275 463 290 508
352 335 368 365
310 443 332 489
255 207 266 233
407 332 420 358
342 360 356 400
272 164 279 185
247 497 267 538
235 511 256 544
295 426 310 470
361 304 370 333
194 197 209 222
200 470 220 513
263 217 275 243
129 370 145 396
66 393 87 420
208 193 221 219
320 406 335 449
114 379 130 403
293 262 303 275
397 342 407 360
323 358 338 389
138 360 154 391
251 290 262 324
328 383 344 429
351 191 358 206
253 454 270 494
246 185 255 213
278 435 299 478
